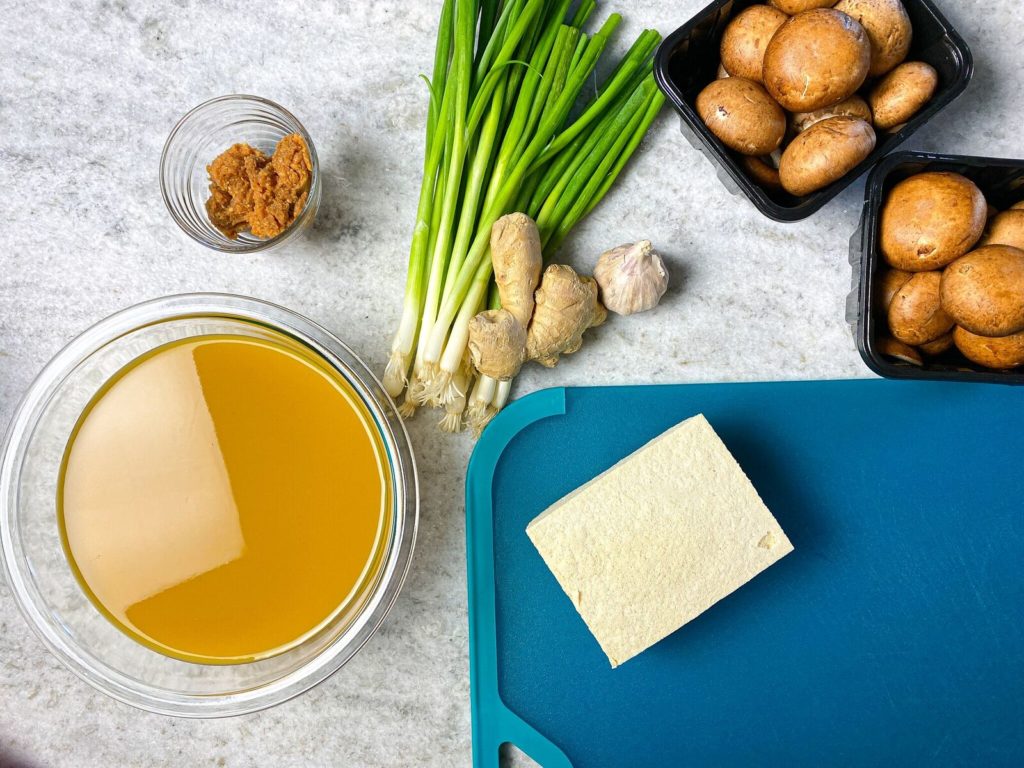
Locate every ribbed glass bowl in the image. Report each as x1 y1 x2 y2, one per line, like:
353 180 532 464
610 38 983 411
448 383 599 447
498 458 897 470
160 96 321 253
0 295 417 717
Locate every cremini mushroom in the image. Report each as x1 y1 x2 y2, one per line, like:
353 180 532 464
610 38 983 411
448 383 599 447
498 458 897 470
719 4 788 83
696 77 787 156
742 154 784 190
880 172 987 271
888 271 955 346
919 331 954 356
940 245 1024 337
877 337 923 366
869 61 938 130
833 0 912 76
979 210 1024 250
769 0 839 13
790 95 872 135
763 9 871 112
778 116 875 196
876 267 913 310
953 327 1024 370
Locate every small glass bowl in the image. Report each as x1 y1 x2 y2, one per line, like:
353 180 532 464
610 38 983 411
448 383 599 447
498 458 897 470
0 295 418 717
160 96 321 254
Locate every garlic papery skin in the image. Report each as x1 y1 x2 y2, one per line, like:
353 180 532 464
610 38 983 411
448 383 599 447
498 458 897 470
593 240 668 316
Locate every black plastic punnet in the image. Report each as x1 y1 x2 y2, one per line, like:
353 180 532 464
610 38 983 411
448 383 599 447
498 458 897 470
654 0 973 222
849 151 1024 385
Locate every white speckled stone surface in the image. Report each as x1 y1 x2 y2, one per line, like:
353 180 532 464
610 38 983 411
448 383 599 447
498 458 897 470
0 1 1020 766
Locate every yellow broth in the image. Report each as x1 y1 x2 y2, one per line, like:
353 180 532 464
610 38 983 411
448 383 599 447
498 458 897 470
58 333 391 663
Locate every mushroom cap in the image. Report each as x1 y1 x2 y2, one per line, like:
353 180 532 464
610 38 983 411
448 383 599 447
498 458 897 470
833 0 912 76
720 5 789 83
1011 201 1024 211
876 267 913 311
877 336 923 366
790 95 872 134
695 77 787 156
778 115 876 196
769 0 840 13
888 271 955 346
880 172 987 271
940 245 1024 337
742 155 784 190
953 326 1024 370
919 331 954 356
763 9 871 112
869 61 938 130
979 210 1024 250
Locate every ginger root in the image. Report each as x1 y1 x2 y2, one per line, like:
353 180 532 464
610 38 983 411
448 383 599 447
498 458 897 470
491 213 543 327
467 213 543 380
527 264 607 367
468 309 527 380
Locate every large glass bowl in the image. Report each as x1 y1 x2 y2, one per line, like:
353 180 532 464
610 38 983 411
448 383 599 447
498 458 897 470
0 294 418 717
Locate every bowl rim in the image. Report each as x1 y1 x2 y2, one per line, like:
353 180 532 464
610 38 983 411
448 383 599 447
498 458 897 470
0 293 419 717
158 95 322 254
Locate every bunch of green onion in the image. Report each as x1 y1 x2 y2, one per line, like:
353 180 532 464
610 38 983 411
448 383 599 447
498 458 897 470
384 0 665 432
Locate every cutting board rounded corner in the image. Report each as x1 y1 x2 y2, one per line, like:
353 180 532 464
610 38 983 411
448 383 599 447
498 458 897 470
467 387 568 495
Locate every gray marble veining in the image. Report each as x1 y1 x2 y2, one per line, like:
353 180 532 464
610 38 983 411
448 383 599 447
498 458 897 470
1 0 1021 766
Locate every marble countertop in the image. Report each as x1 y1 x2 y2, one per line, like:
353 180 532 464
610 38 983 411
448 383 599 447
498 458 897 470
1 1 1020 765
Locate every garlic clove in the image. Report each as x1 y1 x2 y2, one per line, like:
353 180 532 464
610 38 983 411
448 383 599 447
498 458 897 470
593 240 669 316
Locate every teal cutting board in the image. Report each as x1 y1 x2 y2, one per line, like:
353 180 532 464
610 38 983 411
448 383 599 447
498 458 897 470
465 380 1024 768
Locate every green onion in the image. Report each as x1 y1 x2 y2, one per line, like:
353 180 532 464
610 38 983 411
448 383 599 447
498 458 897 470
386 0 665 427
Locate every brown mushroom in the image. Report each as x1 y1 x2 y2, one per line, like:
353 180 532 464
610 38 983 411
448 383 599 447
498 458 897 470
919 331 954 356
790 95 872 135
888 271 955 345
763 9 871 112
953 327 1024 370
778 116 875 196
979 210 1024 250
769 0 840 13
696 77 787 156
832 0 912 76
880 172 987 271
742 155 784 190
869 61 939 130
1012 201 1024 211
940 245 1024 337
720 5 789 83
876 267 913 310
877 337 923 366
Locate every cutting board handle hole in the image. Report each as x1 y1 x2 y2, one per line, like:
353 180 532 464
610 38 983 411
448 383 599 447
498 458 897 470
499 742 542 768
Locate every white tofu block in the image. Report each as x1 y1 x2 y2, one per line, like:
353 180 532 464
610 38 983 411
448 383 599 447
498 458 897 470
526 413 793 668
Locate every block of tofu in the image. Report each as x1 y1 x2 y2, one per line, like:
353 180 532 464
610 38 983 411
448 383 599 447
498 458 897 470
526 413 793 668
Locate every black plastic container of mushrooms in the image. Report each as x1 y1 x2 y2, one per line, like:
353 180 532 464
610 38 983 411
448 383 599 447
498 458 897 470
653 0 972 222
850 151 1024 385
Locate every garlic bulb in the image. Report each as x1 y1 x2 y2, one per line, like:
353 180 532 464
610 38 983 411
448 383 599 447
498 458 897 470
593 240 668 316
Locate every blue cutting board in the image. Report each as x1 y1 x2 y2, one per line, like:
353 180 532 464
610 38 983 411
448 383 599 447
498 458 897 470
465 380 1024 768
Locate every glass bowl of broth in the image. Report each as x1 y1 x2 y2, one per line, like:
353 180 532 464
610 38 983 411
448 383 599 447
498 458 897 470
0 294 417 716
